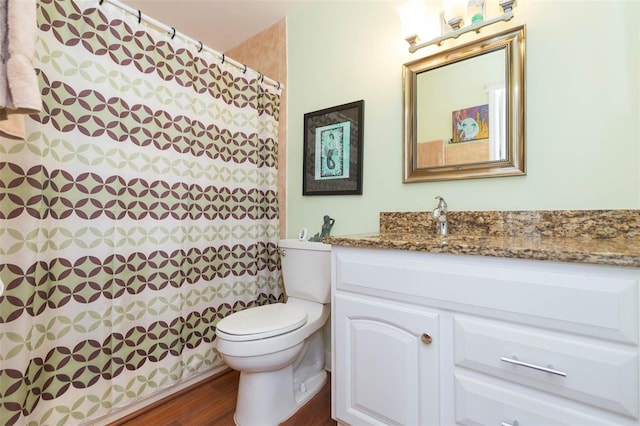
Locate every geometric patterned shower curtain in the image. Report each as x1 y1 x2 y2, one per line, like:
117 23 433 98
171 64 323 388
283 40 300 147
0 1 282 424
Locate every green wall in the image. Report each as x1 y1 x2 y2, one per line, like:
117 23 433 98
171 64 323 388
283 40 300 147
286 1 640 238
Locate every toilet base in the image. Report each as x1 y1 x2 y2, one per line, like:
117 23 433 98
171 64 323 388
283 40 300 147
234 365 327 426
231 329 327 426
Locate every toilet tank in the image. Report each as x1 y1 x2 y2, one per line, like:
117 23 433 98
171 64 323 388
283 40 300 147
278 239 331 304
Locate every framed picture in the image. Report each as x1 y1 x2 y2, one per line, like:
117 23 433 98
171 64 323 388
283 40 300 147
303 100 364 195
451 104 489 143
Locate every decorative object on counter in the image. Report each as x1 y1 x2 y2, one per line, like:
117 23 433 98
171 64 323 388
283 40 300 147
431 196 448 235
303 100 364 195
309 215 335 242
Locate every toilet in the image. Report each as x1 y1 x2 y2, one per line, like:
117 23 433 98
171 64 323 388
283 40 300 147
215 239 331 426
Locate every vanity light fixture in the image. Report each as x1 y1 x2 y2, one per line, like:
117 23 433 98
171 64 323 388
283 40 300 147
401 0 516 53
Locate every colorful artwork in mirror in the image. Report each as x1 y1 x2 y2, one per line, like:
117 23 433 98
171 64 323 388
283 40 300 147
451 104 489 143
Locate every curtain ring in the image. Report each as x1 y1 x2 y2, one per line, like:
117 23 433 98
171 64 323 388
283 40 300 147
221 54 225 64
99 0 104 5
277 82 281 91
243 64 247 74
137 10 142 24
198 41 203 53
258 72 262 82
170 27 176 39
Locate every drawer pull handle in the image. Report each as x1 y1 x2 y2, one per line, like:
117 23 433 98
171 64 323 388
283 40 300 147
501 356 567 377
501 421 519 426
420 333 432 344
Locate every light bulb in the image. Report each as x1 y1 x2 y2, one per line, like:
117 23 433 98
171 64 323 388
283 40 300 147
396 0 428 44
443 0 467 23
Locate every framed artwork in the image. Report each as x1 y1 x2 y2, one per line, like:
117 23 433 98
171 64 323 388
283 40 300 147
303 100 364 195
451 104 489 143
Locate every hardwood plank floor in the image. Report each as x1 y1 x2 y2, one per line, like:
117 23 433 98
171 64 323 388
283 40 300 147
112 369 336 426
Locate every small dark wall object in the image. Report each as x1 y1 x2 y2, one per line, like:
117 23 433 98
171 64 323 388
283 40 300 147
309 215 335 242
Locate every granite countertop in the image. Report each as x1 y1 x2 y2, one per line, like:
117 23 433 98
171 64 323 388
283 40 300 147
324 210 640 268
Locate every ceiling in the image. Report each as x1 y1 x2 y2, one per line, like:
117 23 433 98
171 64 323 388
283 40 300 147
121 0 305 53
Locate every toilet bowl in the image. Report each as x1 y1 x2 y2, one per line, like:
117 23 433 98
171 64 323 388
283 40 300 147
215 240 331 426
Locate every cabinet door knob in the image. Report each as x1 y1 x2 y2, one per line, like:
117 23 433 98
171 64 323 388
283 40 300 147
420 333 432 344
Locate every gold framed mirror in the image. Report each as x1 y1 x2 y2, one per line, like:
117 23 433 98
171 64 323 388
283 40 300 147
402 26 525 182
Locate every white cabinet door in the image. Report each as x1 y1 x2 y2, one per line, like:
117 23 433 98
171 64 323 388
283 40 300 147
334 293 440 426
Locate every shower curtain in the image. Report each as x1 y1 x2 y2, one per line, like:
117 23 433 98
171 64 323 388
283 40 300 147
0 1 283 424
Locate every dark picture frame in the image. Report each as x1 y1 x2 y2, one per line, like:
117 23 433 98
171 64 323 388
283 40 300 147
303 100 364 195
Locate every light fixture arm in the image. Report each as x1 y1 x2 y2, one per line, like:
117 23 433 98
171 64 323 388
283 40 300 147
408 0 515 53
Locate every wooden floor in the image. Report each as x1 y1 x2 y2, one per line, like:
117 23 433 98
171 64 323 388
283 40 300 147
112 369 336 426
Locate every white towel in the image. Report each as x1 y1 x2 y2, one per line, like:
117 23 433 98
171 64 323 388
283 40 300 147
0 0 11 111
6 0 40 113
0 0 41 140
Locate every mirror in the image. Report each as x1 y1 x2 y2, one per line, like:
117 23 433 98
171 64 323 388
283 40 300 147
403 26 525 182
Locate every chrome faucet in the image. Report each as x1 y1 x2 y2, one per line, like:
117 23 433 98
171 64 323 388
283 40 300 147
431 196 448 235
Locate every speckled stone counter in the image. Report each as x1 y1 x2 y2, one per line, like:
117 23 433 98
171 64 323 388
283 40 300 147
324 210 640 268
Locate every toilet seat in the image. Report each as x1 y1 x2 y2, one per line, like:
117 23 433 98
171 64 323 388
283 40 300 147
216 303 308 342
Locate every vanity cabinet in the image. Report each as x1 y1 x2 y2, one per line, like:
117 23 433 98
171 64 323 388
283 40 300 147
331 246 640 426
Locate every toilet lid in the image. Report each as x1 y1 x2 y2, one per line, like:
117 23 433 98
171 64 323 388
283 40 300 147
216 303 307 341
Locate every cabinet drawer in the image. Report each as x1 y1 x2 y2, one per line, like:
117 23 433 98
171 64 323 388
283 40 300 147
334 248 639 343
455 372 632 425
454 315 639 418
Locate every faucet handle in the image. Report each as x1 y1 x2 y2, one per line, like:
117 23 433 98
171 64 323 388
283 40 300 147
432 196 449 235
434 196 447 210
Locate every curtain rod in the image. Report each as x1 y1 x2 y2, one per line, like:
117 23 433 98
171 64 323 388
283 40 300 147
98 0 283 91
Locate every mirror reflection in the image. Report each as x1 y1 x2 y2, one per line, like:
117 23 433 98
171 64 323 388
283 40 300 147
403 26 525 182
416 49 505 168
